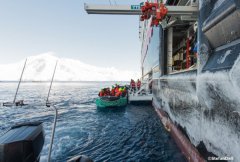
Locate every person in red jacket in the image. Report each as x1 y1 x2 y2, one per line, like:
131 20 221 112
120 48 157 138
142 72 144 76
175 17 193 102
98 89 104 97
137 79 141 90
110 87 115 96
114 85 119 93
130 79 136 92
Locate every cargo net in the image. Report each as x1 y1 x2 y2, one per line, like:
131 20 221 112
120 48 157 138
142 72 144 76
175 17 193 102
140 2 168 26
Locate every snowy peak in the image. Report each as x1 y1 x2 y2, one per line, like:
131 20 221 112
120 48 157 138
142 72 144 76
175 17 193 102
0 53 140 81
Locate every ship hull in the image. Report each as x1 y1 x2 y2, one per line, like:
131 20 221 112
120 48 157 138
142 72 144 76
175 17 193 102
140 0 240 160
152 68 240 161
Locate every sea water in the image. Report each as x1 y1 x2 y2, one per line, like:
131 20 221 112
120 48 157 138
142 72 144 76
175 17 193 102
0 82 186 162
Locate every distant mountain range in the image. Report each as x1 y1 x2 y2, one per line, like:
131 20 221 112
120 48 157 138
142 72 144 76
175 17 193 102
0 53 140 81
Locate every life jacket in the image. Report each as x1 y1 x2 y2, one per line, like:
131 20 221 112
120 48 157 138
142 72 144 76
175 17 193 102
115 91 122 97
110 89 115 96
131 81 136 88
115 87 119 93
99 91 104 97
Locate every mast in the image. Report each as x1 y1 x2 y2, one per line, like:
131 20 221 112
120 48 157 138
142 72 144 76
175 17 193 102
13 59 27 104
46 60 58 162
46 61 58 106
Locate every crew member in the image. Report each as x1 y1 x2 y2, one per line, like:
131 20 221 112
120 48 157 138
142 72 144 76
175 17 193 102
137 79 141 90
130 79 136 92
149 81 152 94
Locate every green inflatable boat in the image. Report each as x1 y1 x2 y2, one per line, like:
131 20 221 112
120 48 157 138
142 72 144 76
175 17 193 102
96 96 128 108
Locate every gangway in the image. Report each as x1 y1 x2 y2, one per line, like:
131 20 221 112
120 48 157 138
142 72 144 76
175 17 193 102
128 94 152 102
84 4 142 15
128 79 153 103
84 4 198 17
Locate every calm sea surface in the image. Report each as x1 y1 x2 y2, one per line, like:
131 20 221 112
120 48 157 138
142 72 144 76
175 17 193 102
0 82 186 162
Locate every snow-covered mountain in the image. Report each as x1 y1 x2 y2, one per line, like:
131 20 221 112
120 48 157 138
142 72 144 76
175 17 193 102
0 53 140 81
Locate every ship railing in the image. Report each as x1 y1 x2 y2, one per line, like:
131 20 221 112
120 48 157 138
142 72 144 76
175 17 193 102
129 78 152 96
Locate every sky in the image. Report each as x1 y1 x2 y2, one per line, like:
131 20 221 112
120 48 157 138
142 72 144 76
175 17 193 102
0 0 143 71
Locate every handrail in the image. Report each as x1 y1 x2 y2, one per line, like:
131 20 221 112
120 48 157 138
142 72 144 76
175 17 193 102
47 104 58 162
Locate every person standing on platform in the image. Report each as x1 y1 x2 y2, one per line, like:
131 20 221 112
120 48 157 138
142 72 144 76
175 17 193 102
137 79 141 91
130 79 136 92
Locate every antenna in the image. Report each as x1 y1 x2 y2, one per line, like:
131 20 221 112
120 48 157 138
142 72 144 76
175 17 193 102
46 61 58 107
45 60 58 162
13 58 27 104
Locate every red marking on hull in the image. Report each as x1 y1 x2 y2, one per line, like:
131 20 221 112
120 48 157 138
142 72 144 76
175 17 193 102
152 101 205 162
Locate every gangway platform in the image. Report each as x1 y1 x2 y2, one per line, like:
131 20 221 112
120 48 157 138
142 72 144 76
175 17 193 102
127 79 153 103
128 94 152 102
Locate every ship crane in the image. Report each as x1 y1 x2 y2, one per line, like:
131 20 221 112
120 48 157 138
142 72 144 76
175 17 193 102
84 2 198 25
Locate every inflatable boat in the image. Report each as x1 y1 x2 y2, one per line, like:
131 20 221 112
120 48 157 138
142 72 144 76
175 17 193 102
96 96 127 108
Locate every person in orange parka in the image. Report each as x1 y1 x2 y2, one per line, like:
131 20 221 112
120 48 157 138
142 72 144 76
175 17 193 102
114 85 119 93
115 86 122 97
115 91 122 97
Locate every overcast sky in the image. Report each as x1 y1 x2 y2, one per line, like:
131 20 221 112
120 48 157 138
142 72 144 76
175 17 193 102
0 0 143 71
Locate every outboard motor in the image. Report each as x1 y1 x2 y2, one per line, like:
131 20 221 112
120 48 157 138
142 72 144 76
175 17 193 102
67 155 93 162
0 122 44 162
